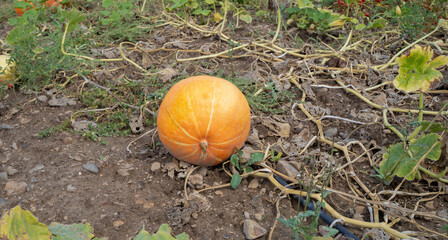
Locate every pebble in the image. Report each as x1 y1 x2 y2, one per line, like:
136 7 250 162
242 219 267 240
11 143 17 150
324 128 338 138
112 220 125 229
5 181 28 196
248 179 259 189
63 137 73 144
20 118 31 125
67 185 77 192
254 212 264 221
1 124 14 130
151 162 161 172
0 198 7 206
215 190 224 196
6 166 18 176
31 177 38 183
28 165 45 174
244 211 250 219
83 163 99 173
0 172 8 181
37 95 48 102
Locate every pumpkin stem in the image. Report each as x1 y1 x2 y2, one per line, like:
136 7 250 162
200 140 208 160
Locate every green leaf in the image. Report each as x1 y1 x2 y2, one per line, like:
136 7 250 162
230 153 240 171
421 121 447 133
62 10 87 32
0 206 52 240
102 0 114 8
247 152 264 166
168 0 188 10
296 0 314 8
14 1 33 8
355 23 366 30
134 224 189 240
192 8 211 16
231 173 242 189
49 222 95 240
205 0 215 4
321 226 339 237
366 18 386 29
379 133 442 182
393 45 447 92
239 14 252 23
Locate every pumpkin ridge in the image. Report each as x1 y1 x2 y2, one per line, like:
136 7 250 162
165 106 199 141
207 145 229 151
182 147 200 158
159 134 197 146
205 80 216 138
186 92 202 138
210 131 247 145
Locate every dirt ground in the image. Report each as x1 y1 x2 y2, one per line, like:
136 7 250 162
1 2 448 240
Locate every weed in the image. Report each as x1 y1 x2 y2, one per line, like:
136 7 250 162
38 119 73 138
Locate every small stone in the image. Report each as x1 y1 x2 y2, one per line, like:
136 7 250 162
67 185 77 192
83 163 99 173
248 179 259 189
151 162 161 172
425 201 436 210
113 220 125 229
11 143 17 150
143 202 154 209
37 95 48 102
28 165 45 174
353 206 365 221
31 177 38 183
254 212 264 221
215 190 224 196
20 118 31 125
6 166 18 176
0 172 8 181
5 181 28 196
117 168 130 176
189 174 203 188
276 160 300 179
324 128 338 138
179 161 191 169
1 124 14 130
244 211 250 219
191 212 199 219
63 137 73 144
242 219 267 239
0 198 7 206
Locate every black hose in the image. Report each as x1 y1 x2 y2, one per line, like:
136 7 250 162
273 174 360 240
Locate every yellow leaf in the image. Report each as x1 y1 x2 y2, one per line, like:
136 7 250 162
396 5 401 15
0 206 52 240
213 12 223 23
0 55 15 81
328 19 344 27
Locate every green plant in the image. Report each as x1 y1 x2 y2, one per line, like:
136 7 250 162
0 205 189 240
38 119 73 137
6 6 89 90
378 45 448 184
230 150 264 189
278 167 337 239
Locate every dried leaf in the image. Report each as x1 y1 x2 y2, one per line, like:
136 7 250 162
262 119 291 138
158 67 178 82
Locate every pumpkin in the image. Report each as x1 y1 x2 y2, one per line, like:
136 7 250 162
157 75 251 166
15 0 36 16
45 0 68 8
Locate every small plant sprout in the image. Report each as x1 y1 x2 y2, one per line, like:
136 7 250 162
378 45 448 184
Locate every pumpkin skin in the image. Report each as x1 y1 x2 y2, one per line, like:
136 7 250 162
157 75 251 166
15 0 36 16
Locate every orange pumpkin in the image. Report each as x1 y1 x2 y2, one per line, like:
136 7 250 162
45 0 67 8
157 75 251 166
15 0 36 16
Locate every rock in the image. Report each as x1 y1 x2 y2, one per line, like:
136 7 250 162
112 220 125 229
6 166 18 176
242 147 256 161
151 162 161 172
254 212 264 221
294 128 314 148
63 137 73 144
31 177 38 183
0 198 7 206
83 163 99 173
189 174 203 188
37 95 48 102
116 162 134 176
28 165 45 174
71 120 97 132
353 206 365 221
179 161 191 169
244 211 250 219
1 124 14 129
248 179 259 189
143 202 154 209
242 219 267 239
0 172 8 181
215 190 224 196
324 128 338 138
67 185 77 192
20 118 31 125
48 97 77 106
276 160 300 179
11 142 17 150
5 181 28 196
